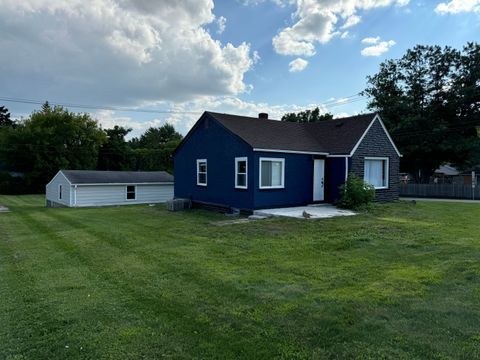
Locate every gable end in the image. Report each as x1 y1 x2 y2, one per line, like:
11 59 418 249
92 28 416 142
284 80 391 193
350 115 401 157
174 112 253 156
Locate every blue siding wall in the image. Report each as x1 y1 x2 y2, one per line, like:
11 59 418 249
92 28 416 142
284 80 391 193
174 115 254 210
325 157 347 203
252 152 315 209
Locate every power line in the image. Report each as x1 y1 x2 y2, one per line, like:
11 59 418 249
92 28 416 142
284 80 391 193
0 96 202 115
319 93 364 106
0 93 367 117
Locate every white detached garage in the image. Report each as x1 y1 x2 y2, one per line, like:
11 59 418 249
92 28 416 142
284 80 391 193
46 170 174 207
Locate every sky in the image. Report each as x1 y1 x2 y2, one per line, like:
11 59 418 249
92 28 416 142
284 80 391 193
1 0 479 137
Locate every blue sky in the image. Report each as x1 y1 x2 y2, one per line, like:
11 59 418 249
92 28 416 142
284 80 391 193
0 0 478 136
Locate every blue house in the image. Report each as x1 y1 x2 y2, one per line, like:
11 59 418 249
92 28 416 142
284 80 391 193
174 111 401 211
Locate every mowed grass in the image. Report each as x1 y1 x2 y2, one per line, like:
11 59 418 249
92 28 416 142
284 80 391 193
0 196 479 359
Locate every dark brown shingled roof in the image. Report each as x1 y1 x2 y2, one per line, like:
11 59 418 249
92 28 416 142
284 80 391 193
61 170 173 184
207 111 376 155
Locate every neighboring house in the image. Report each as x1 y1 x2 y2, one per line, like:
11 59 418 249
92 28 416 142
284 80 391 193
432 164 479 185
174 111 401 211
46 170 174 207
432 165 460 184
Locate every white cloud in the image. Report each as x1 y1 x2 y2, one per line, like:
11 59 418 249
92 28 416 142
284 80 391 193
240 0 293 6
94 95 341 137
288 58 309 72
252 50 261 64
361 39 396 56
0 0 255 106
340 31 349 39
435 0 480 14
164 96 322 134
272 0 409 57
95 110 172 139
341 15 361 29
216 15 227 34
361 36 380 44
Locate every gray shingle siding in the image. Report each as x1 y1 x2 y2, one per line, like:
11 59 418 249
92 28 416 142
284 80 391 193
350 119 400 202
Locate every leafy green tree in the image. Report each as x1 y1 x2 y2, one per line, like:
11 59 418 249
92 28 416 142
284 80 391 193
132 124 182 149
282 108 333 123
363 43 480 182
0 106 13 127
129 123 183 172
0 103 105 192
97 126 134 170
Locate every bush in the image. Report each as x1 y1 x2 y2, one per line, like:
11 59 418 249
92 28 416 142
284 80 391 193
338 173 375 210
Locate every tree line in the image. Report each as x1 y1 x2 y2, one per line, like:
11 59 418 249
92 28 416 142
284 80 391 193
0 102 183 194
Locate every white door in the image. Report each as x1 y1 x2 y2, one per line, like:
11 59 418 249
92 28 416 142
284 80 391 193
313 159 325 201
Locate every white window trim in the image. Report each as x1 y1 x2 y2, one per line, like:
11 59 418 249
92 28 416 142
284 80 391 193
126 185 137 200
259 157 285 189
364 157 389 189
58 184 62 200
235 157 248 189
196 159 207 186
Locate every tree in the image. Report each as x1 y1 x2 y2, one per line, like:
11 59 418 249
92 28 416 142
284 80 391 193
0 103 105 192
133 123 183 149
0 106 13 127
363 43 480 182
97 126 134 170
281 108 333 123
129 123 183 172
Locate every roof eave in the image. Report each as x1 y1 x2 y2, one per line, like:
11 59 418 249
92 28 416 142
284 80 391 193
253 148 329 156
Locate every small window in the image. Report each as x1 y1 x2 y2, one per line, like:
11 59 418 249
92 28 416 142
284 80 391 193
58 185 62 200
197 159 207 186
126 185 136 200
235 157 248 189
364 157 389 189
259 158 285 189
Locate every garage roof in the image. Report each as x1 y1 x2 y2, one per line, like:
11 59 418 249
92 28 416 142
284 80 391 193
61 170 174 184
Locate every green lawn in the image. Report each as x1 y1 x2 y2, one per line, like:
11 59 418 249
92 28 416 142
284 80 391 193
0 196 479 359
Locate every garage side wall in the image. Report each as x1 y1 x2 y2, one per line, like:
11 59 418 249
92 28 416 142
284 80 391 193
46 172 71 207
74 184 173 207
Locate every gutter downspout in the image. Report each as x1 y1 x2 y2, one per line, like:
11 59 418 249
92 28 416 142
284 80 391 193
345 157 348 182
74 185 77 207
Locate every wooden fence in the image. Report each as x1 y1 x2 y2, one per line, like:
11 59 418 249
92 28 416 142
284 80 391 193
400 183 480 200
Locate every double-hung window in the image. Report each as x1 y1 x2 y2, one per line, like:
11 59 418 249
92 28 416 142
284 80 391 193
126 185 136 200
235 157 248 189
364 157 389 189
197 159 207 186
259 158 285 189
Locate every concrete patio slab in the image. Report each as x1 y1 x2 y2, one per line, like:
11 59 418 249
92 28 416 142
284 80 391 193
254 204 355 220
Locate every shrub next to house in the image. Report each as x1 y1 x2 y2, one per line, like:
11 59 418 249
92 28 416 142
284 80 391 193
338 173 375 210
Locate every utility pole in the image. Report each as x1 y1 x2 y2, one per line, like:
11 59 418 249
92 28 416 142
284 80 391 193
472 171 476 201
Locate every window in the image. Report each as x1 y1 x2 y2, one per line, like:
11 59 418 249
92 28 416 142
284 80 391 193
58 185 62 200
364 157 389 189
235 157 248 189
197 159 207 186
126 185 136 200
259 158 285 189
